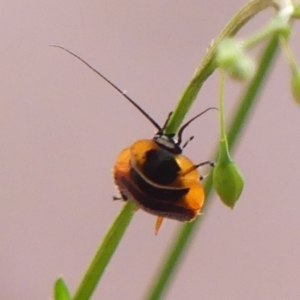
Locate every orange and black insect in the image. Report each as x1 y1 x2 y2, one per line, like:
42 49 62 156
52 45 215 234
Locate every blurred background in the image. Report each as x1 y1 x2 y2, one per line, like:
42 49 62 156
0 1 300 299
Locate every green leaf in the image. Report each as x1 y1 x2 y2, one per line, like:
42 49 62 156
54 278 71 300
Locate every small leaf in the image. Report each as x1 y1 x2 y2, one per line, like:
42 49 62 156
54 277 71 300
291 69 300 105
213 139 244 208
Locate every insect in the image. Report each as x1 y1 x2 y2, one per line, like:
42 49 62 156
51 45 215 234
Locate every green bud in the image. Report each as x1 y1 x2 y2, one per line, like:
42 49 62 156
216 38 256 81
277 23 291 39
291 69 300 105
54 278 71 300
269 16 292 39
292 6 300 19
216 39 241 69
227 55 256 81
213 139 244 208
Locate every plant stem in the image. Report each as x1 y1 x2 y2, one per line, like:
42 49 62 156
144 36 280 300
280 36 298 73
69 2 279 299
73 201 135 300
164 0 276 134
219 69 226 140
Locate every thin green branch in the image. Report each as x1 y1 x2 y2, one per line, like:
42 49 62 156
144 36 280 300
69 2 280 299
72 201 135 300
164 0 276 134
219 69 226 140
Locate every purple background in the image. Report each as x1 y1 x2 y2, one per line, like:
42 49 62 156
1 1 300 299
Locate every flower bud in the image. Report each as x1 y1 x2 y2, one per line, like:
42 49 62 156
216 39 240 69
216 38 256 81
227 55 256 81
292 6 300 19
291 69 300 105
54 278 71 300
213 139 244 208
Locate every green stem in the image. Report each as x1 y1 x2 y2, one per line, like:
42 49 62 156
280 36 298 73
244 14 290 49
69 2 279 299
218 69 231 163
144 36 279 300
219 69 226 140
164 0 276 135
72 201 135 300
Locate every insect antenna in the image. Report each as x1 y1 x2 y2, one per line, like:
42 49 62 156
50 45 162 131
182 136 194 149
176 107 218 146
